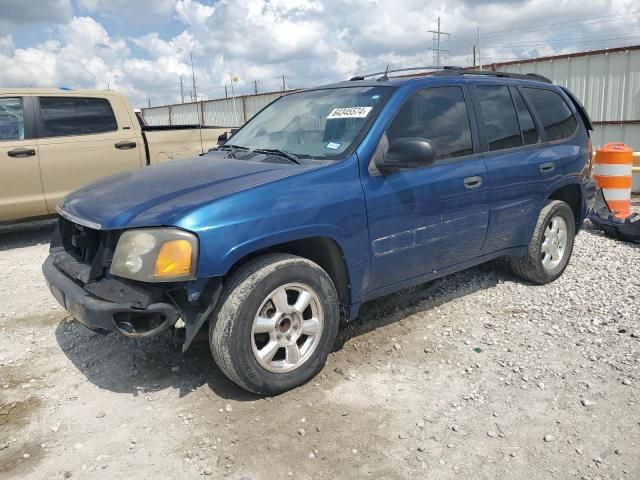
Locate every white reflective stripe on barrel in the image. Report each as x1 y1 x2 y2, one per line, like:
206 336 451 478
602 188 632 200
592 164 633 176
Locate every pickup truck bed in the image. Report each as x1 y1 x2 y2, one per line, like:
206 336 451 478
0 89 229 223
142 125 226 163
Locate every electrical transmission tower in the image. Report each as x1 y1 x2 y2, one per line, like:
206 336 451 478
428 17 450 67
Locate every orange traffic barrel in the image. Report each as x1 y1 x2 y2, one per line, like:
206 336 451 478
592 142 633 219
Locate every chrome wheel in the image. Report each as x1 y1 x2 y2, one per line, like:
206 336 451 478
541 215 568 270
251 283 324 373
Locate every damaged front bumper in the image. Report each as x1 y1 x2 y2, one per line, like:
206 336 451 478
43 255 181 338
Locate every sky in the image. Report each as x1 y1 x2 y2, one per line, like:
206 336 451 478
0 0 638 108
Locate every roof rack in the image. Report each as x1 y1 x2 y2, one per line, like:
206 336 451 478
349 65 463 81
433 70 553 84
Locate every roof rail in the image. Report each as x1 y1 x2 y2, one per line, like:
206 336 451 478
349 65 463 81
433 69 553 84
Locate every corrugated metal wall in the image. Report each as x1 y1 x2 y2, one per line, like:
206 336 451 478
204 98 244 126
496 48 640 150
143 106 170 126
142 91 290 128
244 92 284 119
171 103 200 125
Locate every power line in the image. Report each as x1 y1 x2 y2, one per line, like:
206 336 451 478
447 5 640 40
393 11 639 57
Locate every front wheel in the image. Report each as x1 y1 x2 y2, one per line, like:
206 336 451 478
509 200 576 284
209 254 340 395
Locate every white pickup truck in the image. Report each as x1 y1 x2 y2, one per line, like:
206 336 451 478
0 89 229 223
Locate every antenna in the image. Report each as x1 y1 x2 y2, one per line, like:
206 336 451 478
378 64 390 82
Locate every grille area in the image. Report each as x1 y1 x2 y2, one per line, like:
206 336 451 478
54 217 119 283
59 217 103 265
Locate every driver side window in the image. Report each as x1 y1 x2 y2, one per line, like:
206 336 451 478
386 86 473 161
0 97 25 141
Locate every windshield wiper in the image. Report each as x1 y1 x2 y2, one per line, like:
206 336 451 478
252 148 302 165
216 144 250 157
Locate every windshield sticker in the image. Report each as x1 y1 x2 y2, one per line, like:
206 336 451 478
327 106 373 119
325 142 342 150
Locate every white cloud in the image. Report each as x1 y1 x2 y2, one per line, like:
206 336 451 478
0 0 638 107
174 0 215 26
0 35 14 55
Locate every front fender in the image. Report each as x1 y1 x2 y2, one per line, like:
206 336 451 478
175 158 370 304
219 225 344 273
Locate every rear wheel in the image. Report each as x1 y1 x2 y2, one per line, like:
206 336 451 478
209 253 339 395
510 200 576 284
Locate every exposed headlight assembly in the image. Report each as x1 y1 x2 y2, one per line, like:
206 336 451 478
110 229 198 282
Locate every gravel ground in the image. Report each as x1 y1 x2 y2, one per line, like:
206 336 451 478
0 217 638 480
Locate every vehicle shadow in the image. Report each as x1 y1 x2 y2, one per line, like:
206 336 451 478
334 259 512 351
53 259 513 402
53 320 258 402
0 219 56 251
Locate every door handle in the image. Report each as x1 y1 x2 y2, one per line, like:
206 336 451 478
7 148 36 158
115 141 137 150
539 162 555 173
463 176 483 189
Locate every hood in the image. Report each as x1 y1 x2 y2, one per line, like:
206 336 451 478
59 151 319 229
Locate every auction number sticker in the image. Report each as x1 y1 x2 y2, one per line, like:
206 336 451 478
327 106 373 119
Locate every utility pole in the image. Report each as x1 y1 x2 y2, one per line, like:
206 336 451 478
282 75 286 92
180 76 185 103
230 75 239 126
476 27 482 71
428 17 450 68
473 45 476 68
107 81 110 91
148 97 151 108
224 85 228 98
253 80 258 94
190 52 198 102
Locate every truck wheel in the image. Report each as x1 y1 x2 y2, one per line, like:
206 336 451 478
509 200 576 285
209 253 340 395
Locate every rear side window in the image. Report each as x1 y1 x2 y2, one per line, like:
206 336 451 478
523 88 577 141
511 88 540 145
387 86 473 160
0 97 24 141
39 97 117 138
476 85 522 151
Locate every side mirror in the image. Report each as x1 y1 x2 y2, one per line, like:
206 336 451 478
217 131 229 146
376 138 436 173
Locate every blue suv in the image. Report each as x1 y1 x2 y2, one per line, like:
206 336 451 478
43 69 596 394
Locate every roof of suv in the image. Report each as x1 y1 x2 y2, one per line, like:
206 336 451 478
316 70 555 90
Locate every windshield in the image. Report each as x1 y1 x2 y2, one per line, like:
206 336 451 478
227 86 392 159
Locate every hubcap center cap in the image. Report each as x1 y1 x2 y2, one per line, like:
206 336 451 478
278 317 292 334
276 313 301 344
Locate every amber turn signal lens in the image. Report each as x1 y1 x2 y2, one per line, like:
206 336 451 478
154 239 192 278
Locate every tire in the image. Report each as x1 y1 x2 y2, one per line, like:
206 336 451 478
209 253 340 395
509 200 576 284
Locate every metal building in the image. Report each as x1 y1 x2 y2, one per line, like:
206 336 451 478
492 45 640 151
142 91 289 128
